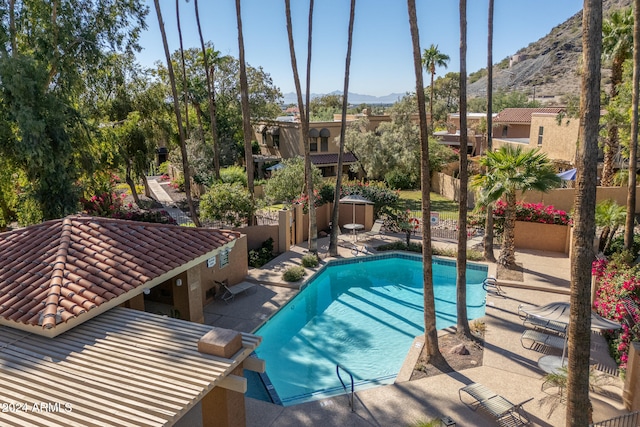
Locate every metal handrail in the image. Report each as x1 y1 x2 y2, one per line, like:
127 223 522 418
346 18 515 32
336 364 355 412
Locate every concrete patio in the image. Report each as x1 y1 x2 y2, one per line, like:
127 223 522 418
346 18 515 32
202 235 628 427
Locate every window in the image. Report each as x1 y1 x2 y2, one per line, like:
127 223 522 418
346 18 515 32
537 126 544 146
272 135 279 148
219 248 230 268
261 134 267 145
320 137 328 152
309 137 318 152
502 126 508 137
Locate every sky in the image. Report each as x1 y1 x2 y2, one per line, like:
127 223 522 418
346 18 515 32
138 0 585 97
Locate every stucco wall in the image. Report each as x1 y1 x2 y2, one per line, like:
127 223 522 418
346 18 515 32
233 225 278 252
531 113 579 163
514 221 570 253
199 235 249 303
431 173 475 209
517 186 640 213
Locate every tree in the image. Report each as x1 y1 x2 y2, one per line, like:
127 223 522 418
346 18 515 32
421 44 450 132
329 0 357 257
472 146 561 268
595 200 626 253
407 0 444 364
456 0 471 338
235 0 256 203
200 183 254 227
566 1 602 424
602 7 633 186
483 0 497 263
625 0 639 251
153 0 201 227
284 0 317 254
263 158 323 204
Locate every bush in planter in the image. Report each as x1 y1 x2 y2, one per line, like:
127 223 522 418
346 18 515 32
248 238 275 268
301 253 319 268
282 266 306 282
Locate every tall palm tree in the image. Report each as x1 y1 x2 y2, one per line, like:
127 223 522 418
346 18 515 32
304 0 318 254
472 146 561 268
235 0 255 201
176 0 190 138
602 8 633 186
625 0 639 250
421 44 450 132
566 1 602 424
153 0 201 227
483 0 497 263
407 0 444 364
596 200 626 253
456 0 471 338
329 0 357 257
284 0 317 253
192 0 221 181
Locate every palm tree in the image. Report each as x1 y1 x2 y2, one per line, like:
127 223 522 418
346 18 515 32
176 0 190 138
329 0 357 257
566 2 602 424
304 0 318 254
595 200 626 253
472 146 561 268
192 0 222 181
284 0 317 253
456 0 471 338
625 0 639 251
153 0 201 227
421 44 450 132
235 0 255 202
602 8 633 186
483 0 497 263
407 0 444 364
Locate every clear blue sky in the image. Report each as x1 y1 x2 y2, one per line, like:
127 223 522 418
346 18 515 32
139 0 584 97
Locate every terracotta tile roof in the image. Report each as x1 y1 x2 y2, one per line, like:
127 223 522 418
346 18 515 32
0 215 240 335
493 108 564 124
310 152 358 166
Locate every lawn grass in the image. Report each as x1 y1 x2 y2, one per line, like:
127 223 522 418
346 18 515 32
398 190 459 214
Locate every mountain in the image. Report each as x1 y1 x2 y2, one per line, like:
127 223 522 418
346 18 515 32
281 91 405 106
468 0 632 101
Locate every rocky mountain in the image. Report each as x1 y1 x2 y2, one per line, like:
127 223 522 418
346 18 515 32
282 91 405 106
468 0 633 101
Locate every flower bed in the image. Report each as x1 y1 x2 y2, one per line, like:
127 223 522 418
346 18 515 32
592 257 640 371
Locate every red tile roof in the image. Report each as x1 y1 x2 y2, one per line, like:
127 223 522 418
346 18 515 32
0 215 240 335
493 108 564 124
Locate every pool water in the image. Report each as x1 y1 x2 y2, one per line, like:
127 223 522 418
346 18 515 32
248 254 487 406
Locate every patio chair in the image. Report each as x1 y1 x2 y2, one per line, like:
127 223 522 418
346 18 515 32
520 329 565 351
359 219 385 241
459 383 532 427
218 280 256 304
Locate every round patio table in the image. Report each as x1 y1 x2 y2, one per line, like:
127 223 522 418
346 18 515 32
343 223 364 241
538 355 566 374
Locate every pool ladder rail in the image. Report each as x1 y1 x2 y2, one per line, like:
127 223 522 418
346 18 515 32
336 364 355 412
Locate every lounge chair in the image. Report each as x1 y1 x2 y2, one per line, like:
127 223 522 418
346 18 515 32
359 219 385 241
218 280 256 304
459 383 532 427
520 329 565 351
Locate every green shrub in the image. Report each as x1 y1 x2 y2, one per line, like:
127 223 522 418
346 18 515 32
605 234 640 259
301 254 319 268
200 183 255 227
283 266 306 282
376 241 423 253
159 161 169 174
220 165 248 187
385 168 417 190
248 238 275 268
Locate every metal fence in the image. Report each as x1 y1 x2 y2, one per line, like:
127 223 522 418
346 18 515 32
406 211 481 242
589 411 640 427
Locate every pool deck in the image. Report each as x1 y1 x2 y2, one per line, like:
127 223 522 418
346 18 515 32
202 234 628 427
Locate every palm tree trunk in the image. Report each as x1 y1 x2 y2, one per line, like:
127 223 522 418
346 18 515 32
304 0 317 254
566 1 602 425
235 0 255 206
498 192 517 267
429 71 435 133
330 0 356 257
176 0 190 138
456 0 470 338
483 0 496 262
194 0 221 181
602 57 624 187
407 0 443 363
153 0 201 227
284 0 316 252
625 0 639 250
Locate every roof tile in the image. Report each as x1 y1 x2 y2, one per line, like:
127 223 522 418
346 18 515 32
493 107 564 124
0 215 240 335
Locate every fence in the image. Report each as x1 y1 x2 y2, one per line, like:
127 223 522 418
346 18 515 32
589 411 640 427
406 211 479 242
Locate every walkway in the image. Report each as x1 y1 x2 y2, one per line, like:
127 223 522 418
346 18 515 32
147 176 195 226
201 236 628 426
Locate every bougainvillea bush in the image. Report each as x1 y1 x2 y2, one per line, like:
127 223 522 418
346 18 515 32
470 201 571 235
592 256 640 371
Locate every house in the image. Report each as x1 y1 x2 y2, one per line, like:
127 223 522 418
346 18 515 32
0 215 262 426
433 112 496 155
491 107 580 166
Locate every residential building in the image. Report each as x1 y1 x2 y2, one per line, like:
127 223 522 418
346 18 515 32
434 112 496 155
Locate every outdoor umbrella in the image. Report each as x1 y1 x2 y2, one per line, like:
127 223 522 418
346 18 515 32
520 301 621 372
339 194 373 225
266 163 285 171
556 168 577 181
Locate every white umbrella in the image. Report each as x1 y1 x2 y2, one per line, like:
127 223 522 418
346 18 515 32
339 194 373 224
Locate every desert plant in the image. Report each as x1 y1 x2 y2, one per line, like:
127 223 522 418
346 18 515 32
282 266 306 282
301 253 319 268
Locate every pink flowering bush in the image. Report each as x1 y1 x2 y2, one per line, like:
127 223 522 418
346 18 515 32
493 200 571 225
592 256 640 371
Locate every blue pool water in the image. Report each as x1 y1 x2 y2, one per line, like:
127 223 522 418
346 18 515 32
249 254 488 406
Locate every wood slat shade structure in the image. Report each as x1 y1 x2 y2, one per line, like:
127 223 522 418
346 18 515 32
0 307 261 427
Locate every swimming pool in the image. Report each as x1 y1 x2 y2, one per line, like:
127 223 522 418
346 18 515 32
249 253 488 406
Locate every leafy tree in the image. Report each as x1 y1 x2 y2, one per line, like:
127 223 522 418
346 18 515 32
263 157 323 204
200 183 254 227
422 44 450 132
472 146 561 268
310 94 343 121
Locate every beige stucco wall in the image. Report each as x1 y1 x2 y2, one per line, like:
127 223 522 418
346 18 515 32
199 235 249 303
531 113 579 164
517 186 640 213
431 172 476 209
233 225 278 252
514 221 570 253
493 123 530 139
